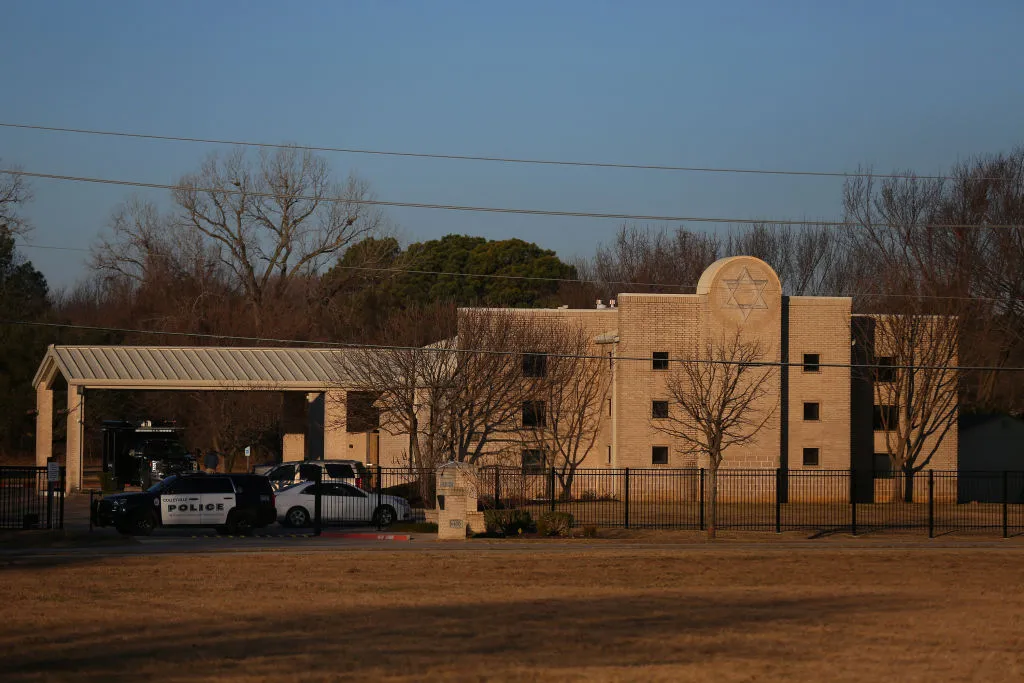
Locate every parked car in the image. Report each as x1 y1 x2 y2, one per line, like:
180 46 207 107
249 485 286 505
275 481 412 528
92 473 276 536
262 459 372 491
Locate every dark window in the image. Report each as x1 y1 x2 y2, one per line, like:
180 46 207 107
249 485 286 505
346 391 380 433
166 478 202 495
268 464 296 482
652 352 669 370
198 477 234 494
652 400 669 419
298 464 321 481
803 402 820 421
521 449 546 474
522 400 546 428
873 453 893 479
324 464 355 479
522 353 547 378
874 357 896 383
803 353 820 372
802 448 820 466
652 446 669 465
873 405 899 431
338 483 368 498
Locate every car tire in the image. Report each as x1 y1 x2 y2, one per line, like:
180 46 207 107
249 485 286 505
227 511 255 536
284 506 310 528
115 523 132 535
132 511 156 536
372 505 397 528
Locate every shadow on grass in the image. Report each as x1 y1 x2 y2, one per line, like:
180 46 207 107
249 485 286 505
0 591 908 681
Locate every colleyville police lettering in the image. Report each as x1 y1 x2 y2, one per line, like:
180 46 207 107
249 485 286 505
167 503 225 512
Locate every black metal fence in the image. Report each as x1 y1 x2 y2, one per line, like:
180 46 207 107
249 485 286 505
0 466 65 530
472 467 1024 537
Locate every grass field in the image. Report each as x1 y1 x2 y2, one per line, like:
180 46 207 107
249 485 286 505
1 546 1023 681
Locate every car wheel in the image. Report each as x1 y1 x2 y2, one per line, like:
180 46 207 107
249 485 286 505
373 505 397 528
228 511 255 536
133 512 156 536
115 523 132 535
285 506 310 528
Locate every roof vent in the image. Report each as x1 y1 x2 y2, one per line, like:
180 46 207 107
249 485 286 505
596 299 607 310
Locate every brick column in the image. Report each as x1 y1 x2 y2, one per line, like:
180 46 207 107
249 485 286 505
35 384 53 468
282 392 307 461
66 385 84 493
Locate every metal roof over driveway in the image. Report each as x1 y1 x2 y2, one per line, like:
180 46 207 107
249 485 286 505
32 345 349 391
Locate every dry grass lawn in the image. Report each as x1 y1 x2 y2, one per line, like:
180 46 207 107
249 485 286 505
1 547 1023 681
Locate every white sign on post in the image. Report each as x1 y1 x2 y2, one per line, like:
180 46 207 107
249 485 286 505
47 461 59 483
244 446 251 458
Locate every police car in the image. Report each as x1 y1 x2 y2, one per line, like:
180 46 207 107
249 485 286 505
92 473 276 536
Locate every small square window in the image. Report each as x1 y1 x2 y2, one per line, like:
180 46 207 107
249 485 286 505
522 353 547 378
803 402 820 421
873 405 899 431
522 400 546 428
803 353 820 372
651 446 669 465
652 351 669 370
873 453 893 478
652 400 669 419
521 449 546 474
874 357 896 383
802 447 820 467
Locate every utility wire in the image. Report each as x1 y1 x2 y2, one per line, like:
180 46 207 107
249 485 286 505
0 121 997 182
16 241 1024 306
1 317 1010 372
4 168 1024 230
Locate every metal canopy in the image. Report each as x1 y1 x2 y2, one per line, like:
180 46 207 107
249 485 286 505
33 345 349 391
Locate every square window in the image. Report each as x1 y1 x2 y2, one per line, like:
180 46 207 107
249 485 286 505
803 402 820 421
873 453 893 478
652 400 669 419
802 447 820 466
521 449 546 474
652 351 669 370
522 400 546 428
803 353 820 372
873 405 899 431
874 357 896 383
522 353 547 378
652 446 669 465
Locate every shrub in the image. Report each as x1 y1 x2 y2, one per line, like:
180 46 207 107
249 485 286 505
537 511 574 537
582 525 598 538
579 489 598 502
483 509 535 536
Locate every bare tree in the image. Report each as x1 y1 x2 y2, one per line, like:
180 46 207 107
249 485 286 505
522 321 610 499
0 164 31 236
725 222 845 296
591 224 720 298
653 333 777 539
865 313 959 502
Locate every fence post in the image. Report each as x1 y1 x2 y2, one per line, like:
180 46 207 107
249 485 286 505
623 468 630 529
850 468 857 536
774 468 782 534
46 472 54 530
1003 470 1009 539
550 467 556 512
59 467 65 530
89 489 94 533
699 468 705 531
313 467 323 537
927 470 934 539
494 466 501 509
375 464 383 531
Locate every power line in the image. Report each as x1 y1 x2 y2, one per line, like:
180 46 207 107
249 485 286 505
0 317 1012 372
5 168 1024 230
16 241 1024 306
0 121 995 182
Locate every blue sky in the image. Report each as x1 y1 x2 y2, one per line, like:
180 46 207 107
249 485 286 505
2 0 1022 289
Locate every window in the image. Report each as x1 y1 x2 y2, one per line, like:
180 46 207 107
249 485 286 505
198 477 234 494
522 353 547 378
802 448 820 467
346 391 380 432
803 402 820 421
606 445 612 465
298 463 321 481
873 405 899 431
874 357 896 383
338 483 367 498
267 465 296 483
803 353 820 373
522 400 546 428
166 478 202 495
652 351 669 370
324 464 355 479
652 446 669 465
522 449 546 474
652 400 669 419
873 454 894 478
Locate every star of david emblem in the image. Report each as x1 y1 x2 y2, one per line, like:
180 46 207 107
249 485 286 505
721 267 769 320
